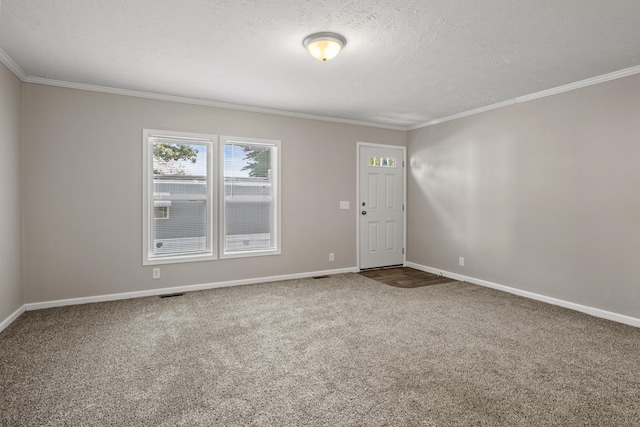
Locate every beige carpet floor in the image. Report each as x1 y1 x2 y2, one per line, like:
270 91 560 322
1 273 639 426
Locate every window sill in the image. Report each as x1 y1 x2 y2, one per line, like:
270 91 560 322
219 248 281 260
143 252 216 266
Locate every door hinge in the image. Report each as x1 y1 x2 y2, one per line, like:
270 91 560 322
402 160 405 167
402 204 405 211
402 248 405 255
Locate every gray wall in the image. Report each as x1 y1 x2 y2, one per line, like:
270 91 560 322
407 73 640 318
22 83 406 303
7 66 640 324
0 62 23 321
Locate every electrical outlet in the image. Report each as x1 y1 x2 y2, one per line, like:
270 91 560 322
339 201 350 209
329 253 335 262
459 257 464 267
152 268 161 279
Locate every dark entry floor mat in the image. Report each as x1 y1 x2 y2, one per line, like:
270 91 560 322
358 266 459 288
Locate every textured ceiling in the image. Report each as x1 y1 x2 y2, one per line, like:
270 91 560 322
1 0 639 129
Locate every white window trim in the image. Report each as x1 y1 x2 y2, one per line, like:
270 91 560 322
219 136 281 259
142 129 218 265
153 205 170 220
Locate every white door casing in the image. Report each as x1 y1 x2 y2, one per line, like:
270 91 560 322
358 143 405 269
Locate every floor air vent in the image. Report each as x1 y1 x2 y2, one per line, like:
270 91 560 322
159 293 185 298
312 275 330 279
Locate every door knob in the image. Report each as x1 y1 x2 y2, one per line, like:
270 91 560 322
361 210 367 215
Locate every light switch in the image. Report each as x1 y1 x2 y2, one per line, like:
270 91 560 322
339 201 350 209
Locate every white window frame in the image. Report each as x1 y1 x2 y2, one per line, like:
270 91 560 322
153 205 170 219
219 136 281 259
143 129 217 265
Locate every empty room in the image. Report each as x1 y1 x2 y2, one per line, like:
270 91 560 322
1 1 639 425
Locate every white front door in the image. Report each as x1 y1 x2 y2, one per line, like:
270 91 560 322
358 144 405 269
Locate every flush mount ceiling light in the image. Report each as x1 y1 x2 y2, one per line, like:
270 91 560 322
303 32 347 62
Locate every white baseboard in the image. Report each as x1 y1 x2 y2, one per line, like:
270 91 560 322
0 305 26 334
405 261 640 328
6 263 638 331
23 266 359 311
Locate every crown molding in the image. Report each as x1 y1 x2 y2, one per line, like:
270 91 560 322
0 48 27 80
3 45 639 133
408 64 640 131
0 48 403 130
22 76 407 131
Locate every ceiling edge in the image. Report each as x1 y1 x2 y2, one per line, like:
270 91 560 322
0 48 27 80
0 43 403 130
3 45 639 133
21 76 407 131
408 65 640 131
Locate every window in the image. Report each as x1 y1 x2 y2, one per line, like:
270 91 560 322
153 205 170 219
143 130 216 265
221 136 281 258
368 156 396 167
143 130 280 265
